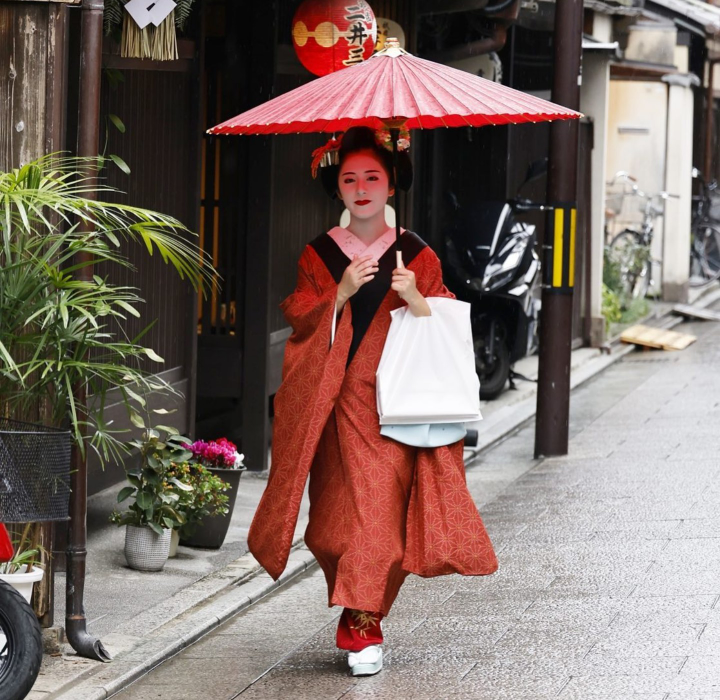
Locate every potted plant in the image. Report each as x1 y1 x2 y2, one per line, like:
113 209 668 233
0 524 45 603
0 155 212 625
0 155 212 467
166 461 231 554
110 429 194 571
179 438 245 549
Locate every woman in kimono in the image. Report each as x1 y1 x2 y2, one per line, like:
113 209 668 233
248 126 497 676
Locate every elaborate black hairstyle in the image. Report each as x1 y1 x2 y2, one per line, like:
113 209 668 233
319 126 413 199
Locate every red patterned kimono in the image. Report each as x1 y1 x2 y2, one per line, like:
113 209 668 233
248 229 497 619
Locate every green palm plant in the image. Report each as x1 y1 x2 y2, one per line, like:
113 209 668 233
0 154 214 466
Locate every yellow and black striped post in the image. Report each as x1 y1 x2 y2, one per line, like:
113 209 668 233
544 203 578 293
534 0 583 459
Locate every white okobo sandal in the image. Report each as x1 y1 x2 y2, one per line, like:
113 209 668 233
347 645 383 676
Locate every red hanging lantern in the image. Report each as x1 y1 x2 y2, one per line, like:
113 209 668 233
292 0 377 77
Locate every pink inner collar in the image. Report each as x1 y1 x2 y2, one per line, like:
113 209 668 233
328 226 405 262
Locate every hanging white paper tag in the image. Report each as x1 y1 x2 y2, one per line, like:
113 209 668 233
125 0 177 29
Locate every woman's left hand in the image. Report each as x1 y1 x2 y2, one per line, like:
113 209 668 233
391 266 419 302
392 264 431 317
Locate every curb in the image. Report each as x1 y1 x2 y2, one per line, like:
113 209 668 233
41 287 720 699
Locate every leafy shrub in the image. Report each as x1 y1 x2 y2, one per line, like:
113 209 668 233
601 283 622 332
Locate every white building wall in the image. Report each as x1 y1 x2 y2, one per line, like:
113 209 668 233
580 52 613 346
662 77 695 302
606 80 669 297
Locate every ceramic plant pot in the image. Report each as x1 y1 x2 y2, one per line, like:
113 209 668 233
180 468 244 549
0 565 44 604
168 529 180 558
124 525 171 571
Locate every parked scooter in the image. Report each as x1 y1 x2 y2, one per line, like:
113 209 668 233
0 523 43 700
444 161 547 400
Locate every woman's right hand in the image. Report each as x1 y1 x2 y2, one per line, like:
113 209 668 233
337 255 378 311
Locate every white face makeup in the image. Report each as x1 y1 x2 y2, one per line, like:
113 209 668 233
337 150 393 224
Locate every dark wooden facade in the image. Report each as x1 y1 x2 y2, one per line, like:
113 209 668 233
96 0 593 476
1 0 593 484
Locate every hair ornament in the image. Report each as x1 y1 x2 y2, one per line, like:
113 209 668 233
375 125 411 153
311 134 344 179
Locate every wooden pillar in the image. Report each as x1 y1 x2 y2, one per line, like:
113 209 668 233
0 0 71 629
0 1 70 169
241 3 276 472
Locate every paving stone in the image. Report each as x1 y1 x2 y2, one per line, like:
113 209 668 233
517 597 621 630
234 668 356 700
490 626 597 660
542 574 638 598
436 591 534 621
558 673 688 696
458 668 570 699
117 656 271 699
558 686 668 700
609 594 718 627
633 570 720 597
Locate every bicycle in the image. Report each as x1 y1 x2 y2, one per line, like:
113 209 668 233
689 168 720 287
605 172 676 301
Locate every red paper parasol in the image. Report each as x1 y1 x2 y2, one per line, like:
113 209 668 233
208 41 581 256
208 43 580 135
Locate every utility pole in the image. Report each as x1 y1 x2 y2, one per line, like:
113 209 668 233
534 0 583 458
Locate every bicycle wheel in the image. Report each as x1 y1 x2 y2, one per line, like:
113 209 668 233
608 230 651 300
691 223 720 286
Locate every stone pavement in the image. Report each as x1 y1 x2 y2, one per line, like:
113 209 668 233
33 333 629 698
112 310 720 699
49 342 607 642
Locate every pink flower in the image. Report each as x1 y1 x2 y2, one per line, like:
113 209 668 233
188 437 242 469
216 437 237 451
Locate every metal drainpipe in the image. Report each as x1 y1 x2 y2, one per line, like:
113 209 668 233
66 0 111 663
704 58 720 181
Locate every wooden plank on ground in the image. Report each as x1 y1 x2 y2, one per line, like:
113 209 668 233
621 324 697 351
671 304 720 321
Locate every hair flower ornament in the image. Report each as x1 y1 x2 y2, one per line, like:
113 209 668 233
311 134 344 179
375 125 411 152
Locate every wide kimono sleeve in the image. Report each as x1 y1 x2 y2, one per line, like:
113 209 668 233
247 245 353 580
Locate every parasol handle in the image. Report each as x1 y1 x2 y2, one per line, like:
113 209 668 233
391 128 402 267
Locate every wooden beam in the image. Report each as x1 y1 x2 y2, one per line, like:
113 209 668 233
418 0 489 14
610 60 678 81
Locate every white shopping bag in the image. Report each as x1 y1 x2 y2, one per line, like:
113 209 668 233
376 298 482 425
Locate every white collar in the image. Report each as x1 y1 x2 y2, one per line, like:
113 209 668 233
328 226 404 261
